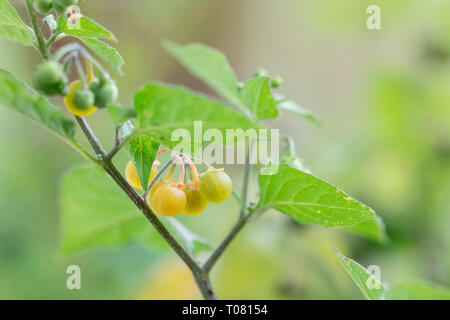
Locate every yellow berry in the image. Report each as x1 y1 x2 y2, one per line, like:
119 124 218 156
200 169 232 203
151 183 186 217
183 187 208 216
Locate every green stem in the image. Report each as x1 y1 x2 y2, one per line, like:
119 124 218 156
25 0 50 59
74 116 217 299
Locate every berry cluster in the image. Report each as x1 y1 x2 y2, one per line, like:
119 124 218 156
125 152 232 217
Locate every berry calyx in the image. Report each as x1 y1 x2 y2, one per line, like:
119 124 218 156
34 61 68 96
199 168 232 203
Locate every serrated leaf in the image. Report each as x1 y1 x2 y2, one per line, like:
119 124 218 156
128 136 159 190
80 37 124 72
57 15 116 41
276 95 321 126
134 82 258 155
385 282 450 300
107 104 136 124
0 0 34 46
334 248 385 300
163 40 247 112
241 76 279 120
60 166 167 255
256 163 376 227
0 68 75 140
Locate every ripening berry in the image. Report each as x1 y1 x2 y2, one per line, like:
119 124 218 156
183 187 208 216
200 169 232 203
150 183 187 217
64 80 97 116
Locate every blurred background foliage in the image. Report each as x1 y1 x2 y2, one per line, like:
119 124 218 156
0 0 449 299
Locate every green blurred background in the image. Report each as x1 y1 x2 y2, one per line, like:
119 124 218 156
0 0 449 299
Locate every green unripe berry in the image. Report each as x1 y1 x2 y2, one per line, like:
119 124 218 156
33 0 53 14
73 89 95 110
270 76 283 88
53 0 77 12
90 79 118 109
34 61 68 96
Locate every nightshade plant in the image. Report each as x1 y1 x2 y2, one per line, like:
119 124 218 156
4 0 445 300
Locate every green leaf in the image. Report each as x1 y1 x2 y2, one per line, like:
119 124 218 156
80 37 124 72
57 15 116 41
0 0 34 46
134 82 257 154
385 282 450 300
107 104 136 124
346 216 388 243
0 68 75 140
241 76 279 120
257 163 376 227
163 40 246 112
128 136 159 190
60 166 167 255
334 248 385 300
275 95 321 126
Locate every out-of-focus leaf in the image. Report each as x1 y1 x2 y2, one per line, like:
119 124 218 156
134 82 257 154
80 37 124 72
257 163 376 227
0 68 75 140
345 216 388 243
166 218 211 259
57 14 116 41
241 76 279 120
385 282 450 300
276 95 321 126
163 40 246 112
107 104 136 124
128 136 159 190
334 248 385 300
59 166 167 255
0 0 34 46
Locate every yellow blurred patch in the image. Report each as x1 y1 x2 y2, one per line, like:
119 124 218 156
133 259 201 300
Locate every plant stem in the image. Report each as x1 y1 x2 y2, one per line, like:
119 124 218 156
25 0 50 59
74 116 217 299
202 209 255 273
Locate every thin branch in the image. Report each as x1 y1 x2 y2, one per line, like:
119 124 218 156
25 0 50 59
202 209 256 273
142 159 172 199
75 116 107 159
